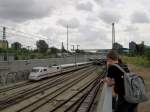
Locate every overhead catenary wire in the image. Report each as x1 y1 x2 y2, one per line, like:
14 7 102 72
0 26 50 48
0 26 47 40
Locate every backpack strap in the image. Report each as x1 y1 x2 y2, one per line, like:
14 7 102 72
112 64 126 74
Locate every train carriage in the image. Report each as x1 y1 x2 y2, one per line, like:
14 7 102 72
29 62 91 81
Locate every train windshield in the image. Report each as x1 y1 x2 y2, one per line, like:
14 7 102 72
32 69 39 73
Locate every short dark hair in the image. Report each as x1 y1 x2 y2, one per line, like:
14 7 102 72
107 50 118 61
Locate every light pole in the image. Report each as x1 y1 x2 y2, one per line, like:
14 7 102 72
71 45 80 66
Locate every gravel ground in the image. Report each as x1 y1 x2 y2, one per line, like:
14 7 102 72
128 64 150 112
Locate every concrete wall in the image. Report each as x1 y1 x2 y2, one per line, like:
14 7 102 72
96 84 112 112
0 54 101 72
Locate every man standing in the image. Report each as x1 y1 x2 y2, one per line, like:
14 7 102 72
103 50 138 112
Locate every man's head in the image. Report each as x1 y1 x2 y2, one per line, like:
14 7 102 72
106 50 119 65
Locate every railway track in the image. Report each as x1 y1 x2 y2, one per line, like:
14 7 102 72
0 66 97 112
16 68 96 112
0 65 106 112
65 77 104 112
0 65 90 95
48 68 106 112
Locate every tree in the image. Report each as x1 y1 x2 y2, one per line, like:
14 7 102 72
11 42 22 50
145 47 150 63
136 41 145 55
50 47 60 54
113 42 123 53
129 41 145 56
36 40 48 53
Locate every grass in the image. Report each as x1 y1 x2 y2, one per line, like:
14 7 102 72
122 56 150 112
122 55 150 67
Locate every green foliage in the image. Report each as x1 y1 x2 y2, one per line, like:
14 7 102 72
123 56 149 67
144 47 150 63
11 42 22 50
36 40 48 53
113 42 123 53
0 48 6 53
30 54 36 59
137 43 145 55
49 47 60 54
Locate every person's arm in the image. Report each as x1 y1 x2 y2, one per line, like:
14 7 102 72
104 77 115 86
105 66 116 86
100 77 115 86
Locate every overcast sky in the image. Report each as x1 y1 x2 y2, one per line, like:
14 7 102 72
0 0 150 49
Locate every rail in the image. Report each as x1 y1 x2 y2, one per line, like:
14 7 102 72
96 83 112 112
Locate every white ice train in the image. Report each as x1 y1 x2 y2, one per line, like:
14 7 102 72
29 62 91 81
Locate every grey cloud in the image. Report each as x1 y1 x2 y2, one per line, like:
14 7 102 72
76 24 112 49
99 10 120 24
124 25 138 33
0 0 52 22
76 2 93 11
131 11 149 23
94 0 124 7
78 25 109 44
56 18 80 29
94 0 104 5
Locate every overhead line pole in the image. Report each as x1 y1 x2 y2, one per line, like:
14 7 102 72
2 27 8 61
77 45 80 50
112 23 115 49
72 45 80 66
67 24 69 51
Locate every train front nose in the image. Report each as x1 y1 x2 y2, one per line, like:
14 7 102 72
29 73 39 80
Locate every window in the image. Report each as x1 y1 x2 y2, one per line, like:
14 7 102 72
43 69 47 71
32 69 39 73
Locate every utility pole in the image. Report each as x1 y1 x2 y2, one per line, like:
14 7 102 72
77 45 80 50
2 27 6 48
76 45 80 65
61 42 65 57
27 46 30 60
2 27 8 61
71 45 75 51
71 45 80 66
71 45 76 66
112 23 115 49
3 27 6 40
67 24 69 51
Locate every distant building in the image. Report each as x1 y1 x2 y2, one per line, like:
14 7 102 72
129 41 137 53
129 41 145 55
0 40 8 49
